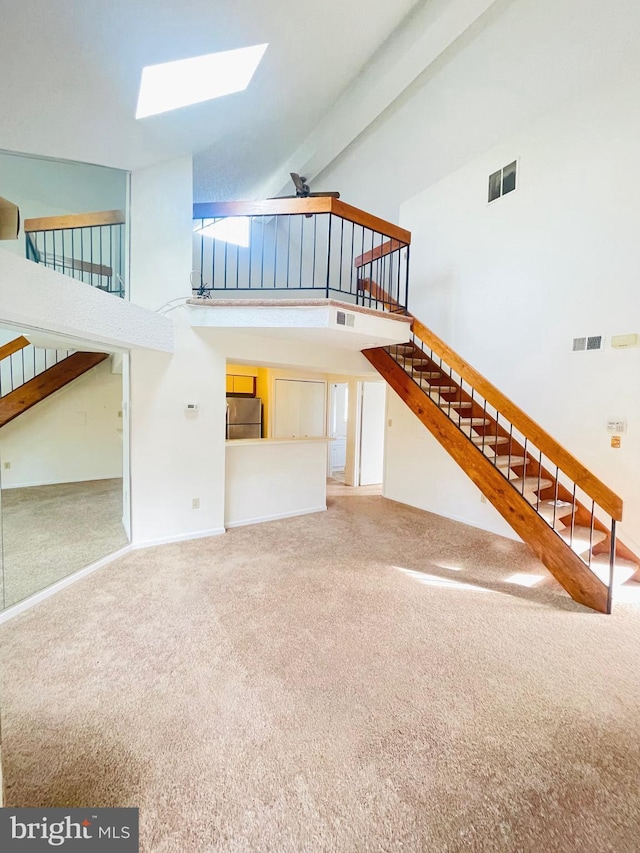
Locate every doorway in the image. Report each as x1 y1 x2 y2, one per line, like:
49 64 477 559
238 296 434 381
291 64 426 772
329 383 348 480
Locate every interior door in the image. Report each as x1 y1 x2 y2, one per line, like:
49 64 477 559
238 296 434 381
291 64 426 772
274 379 326 438
359 382 386 485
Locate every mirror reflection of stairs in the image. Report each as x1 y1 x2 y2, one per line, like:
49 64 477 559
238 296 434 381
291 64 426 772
0 337 108 428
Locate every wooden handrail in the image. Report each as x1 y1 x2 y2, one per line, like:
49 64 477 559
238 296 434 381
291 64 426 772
410 316 623 520
193 198 411 244
0 336 30 361
24 209 125 233
356 275 622 520
355 238 407 268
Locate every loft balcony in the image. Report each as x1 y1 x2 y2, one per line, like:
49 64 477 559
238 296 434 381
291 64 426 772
191 197 411 315
188 197 412 349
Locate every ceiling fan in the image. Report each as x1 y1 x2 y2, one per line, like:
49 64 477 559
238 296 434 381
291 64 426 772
274 172 340 200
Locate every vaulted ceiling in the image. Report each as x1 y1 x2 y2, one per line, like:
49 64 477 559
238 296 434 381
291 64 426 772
0 0 421 190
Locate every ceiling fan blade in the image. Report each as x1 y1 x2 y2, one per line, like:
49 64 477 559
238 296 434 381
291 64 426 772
290 172 308 194
308 191 340 199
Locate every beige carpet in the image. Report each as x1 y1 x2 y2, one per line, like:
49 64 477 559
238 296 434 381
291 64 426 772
1 478 127 608
2 495 640 851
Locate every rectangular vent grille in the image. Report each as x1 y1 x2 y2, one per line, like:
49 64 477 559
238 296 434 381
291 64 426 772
573 335 604 352
336 311 355 327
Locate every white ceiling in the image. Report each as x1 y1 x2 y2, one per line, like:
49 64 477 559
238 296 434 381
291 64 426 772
0 0 421 194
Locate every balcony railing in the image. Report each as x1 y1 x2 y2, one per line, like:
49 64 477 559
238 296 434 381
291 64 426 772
192 198 411 314
24 210 126 298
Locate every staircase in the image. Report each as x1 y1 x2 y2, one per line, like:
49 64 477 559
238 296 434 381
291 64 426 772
0 337 109 428
362 314 640 614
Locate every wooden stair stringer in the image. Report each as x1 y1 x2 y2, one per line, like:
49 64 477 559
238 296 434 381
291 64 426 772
363 346 609 613
0 352 109 428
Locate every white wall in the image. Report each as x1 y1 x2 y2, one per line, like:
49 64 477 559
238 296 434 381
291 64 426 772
311 0 640 550
129 323 227 546
225 440 328 527
130 157 193 312
384 389 518 540
0 360 122 488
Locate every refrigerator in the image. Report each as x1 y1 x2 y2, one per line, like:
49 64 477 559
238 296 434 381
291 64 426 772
226 397 262 439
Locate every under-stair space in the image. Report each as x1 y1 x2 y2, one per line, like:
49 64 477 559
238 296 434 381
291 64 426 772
363 324 640 614
0 336 109 428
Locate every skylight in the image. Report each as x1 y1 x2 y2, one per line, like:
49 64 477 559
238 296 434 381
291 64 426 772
195 217 251 248
136 44 268 119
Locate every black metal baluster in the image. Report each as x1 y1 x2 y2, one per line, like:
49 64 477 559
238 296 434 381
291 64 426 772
312 215 317 289
570 483 577 548
536 450 543 510
588 500 595 568
247 218 253 289
286 214 291 289
299 214 304 291
338 217 344 298
521 438 528 495
608 520 616 614
325 215 333 299
552 466 560 529
199 220 205 294
349 222 355 297
212 220 218 290
260 217 265 289
404 245 410 313
274 215 280 289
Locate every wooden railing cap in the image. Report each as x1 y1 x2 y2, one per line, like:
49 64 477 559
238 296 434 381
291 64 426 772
24 209 126 233
193 198 411 244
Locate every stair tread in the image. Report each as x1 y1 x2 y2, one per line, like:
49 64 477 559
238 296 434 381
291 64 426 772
559 526 608 554
512 476 553 492
421 385 457 394
471 435 509 446
536 501 576 523
456 417 491 426
487 454 528 467
438 400 473 409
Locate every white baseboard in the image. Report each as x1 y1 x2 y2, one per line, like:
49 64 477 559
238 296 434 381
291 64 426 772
0 545 132 625
2 475 123 490
225 506 326 529
131 527 226 549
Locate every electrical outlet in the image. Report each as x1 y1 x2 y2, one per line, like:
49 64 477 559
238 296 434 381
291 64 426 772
3 461 10 470
192 497 200 509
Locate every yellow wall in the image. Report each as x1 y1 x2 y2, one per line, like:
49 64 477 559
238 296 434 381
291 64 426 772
226 364 271 437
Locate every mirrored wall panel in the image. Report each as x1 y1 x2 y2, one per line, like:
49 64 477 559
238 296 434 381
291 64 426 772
0 327 128 610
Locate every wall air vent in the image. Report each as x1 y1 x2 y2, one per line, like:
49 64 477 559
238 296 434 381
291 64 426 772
573 335 604 352
336 311 355 327
488 160 517 203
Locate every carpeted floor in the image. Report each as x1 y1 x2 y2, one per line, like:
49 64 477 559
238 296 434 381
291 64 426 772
1 494 640 851
1 478 128 608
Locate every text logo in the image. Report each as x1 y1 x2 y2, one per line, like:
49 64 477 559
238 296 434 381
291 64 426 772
0 808 139 850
